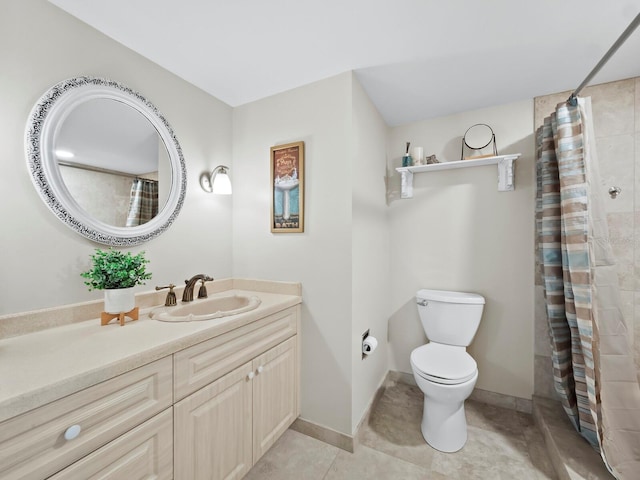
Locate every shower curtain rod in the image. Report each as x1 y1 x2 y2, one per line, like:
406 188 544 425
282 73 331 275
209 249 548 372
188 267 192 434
58 160 158 181
568 12 640 105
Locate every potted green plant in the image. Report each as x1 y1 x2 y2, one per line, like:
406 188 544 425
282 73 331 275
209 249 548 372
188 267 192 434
81 248 152 313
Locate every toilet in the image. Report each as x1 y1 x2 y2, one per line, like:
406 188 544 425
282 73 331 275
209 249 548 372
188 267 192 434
410 289 485 453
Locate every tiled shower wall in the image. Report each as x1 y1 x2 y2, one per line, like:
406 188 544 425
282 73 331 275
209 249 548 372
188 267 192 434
533 77 640 399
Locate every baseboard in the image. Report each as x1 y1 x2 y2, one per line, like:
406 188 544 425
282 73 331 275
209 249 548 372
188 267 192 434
290 417 355 453
386 370 416 387
470 388 532 414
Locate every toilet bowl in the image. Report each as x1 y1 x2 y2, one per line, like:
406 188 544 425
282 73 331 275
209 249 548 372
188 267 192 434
411 343 478 452
410 289 485 453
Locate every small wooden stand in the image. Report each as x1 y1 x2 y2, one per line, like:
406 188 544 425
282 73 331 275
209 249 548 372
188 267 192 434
101 307 139 327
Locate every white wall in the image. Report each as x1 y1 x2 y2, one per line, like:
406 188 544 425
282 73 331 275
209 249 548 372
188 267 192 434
2 0 538 434
232 73 354 434
387 100 536 400
232 72 392 436
350 77 390 431
0 0 233 314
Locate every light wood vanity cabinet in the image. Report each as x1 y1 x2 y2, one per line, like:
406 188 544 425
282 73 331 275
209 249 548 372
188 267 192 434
0 357 172 480
1 303 300 480
174 308 300 480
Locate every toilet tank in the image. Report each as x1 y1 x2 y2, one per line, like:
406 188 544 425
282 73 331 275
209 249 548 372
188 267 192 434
416 289 485 347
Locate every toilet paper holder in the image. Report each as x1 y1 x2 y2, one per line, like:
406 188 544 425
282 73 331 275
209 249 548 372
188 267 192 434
362 331 378 357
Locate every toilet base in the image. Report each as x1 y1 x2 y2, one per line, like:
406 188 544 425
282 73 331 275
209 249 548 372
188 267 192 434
421 398 467 452
412 369 478 453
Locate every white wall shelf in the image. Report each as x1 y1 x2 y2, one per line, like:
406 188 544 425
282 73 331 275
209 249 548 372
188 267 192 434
395 153 521 198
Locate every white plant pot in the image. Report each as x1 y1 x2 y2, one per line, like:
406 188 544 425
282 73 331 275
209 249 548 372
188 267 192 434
104 287 135 314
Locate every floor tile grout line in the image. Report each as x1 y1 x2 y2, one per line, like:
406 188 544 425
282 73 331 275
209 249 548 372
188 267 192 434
347 443 434 476
320 447 341 480
362 444 433 475
360 425 438 472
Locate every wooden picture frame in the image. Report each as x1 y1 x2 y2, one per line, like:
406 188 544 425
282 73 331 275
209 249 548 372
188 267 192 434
270 141 304 233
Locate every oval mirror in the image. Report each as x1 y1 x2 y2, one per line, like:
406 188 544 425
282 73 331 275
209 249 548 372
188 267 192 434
25 77 186 246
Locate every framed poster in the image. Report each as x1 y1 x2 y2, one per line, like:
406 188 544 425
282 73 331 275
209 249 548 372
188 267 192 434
270 141 304 233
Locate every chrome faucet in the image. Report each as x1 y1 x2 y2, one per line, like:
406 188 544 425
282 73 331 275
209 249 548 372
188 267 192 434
182 274 214 302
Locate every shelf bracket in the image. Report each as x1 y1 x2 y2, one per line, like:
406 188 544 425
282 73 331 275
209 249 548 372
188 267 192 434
497 156 515 192
400 170 414 199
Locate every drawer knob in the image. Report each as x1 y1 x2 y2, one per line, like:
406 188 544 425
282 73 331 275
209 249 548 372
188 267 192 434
64 424 82 441
257 366 264 374
247 371 255 380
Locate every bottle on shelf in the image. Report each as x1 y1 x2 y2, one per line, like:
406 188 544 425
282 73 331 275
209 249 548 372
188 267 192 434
402 141 413 167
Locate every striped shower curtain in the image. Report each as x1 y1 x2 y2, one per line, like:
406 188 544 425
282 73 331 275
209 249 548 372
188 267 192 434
536 97 640 479
125 178 158 227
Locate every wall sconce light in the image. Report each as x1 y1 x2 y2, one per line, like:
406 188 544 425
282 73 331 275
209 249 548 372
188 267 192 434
200 165 232 195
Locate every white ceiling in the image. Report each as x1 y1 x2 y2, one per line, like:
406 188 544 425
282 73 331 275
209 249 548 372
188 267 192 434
57 98 161 175
50 0 640 126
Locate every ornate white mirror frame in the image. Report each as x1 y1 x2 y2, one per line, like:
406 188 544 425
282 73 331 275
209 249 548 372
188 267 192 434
25 77 186 246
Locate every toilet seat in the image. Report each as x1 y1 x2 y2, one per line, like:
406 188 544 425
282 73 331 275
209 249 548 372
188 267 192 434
411 343 477 385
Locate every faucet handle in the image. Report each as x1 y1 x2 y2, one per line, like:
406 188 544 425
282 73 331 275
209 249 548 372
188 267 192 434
155 284 177 306
198 277 214 299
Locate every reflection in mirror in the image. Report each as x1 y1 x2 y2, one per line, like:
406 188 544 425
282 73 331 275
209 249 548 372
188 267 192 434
25 77 186 246
55 98 170 227
461 123 498 160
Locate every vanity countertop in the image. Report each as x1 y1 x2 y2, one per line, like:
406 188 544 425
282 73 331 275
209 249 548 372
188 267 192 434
0 281 301 423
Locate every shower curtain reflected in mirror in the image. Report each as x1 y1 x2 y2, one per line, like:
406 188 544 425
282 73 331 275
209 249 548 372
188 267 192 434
125 178 158 227
535 97 640 479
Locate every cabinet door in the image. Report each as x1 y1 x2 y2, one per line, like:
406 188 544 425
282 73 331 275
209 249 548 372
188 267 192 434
49 408 173 480
252 337 298 462
174 362 253 480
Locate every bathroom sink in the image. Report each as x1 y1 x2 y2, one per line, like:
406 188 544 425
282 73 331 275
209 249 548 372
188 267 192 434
150 294 261 322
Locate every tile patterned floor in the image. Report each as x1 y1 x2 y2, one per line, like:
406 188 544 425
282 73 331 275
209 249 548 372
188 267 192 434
245 382 558 479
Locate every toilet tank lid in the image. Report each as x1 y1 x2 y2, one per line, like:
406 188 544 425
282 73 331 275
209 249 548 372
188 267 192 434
416 289 485 305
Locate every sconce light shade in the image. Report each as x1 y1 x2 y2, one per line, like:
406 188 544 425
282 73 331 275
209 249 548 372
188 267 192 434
212 167 232 195
200 165 232 195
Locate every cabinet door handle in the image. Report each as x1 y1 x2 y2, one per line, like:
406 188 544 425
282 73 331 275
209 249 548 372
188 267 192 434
257 366 264 374
247 371 255 380
64 424 82 441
